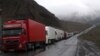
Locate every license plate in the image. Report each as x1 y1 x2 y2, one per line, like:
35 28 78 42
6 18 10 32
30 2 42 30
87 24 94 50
9 49 14 51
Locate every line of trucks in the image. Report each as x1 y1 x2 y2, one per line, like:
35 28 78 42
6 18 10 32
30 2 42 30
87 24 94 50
0 19 74 52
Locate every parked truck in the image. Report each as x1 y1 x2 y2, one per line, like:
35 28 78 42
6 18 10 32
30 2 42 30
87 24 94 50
1 19 46 51
45 26 56 44
63 32 68 39
55 29 64 41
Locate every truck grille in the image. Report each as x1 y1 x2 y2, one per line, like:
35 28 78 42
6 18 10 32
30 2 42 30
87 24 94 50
5 40 19 49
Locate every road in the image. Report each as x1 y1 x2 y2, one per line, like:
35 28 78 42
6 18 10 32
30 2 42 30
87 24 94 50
0 25 96 56
0 36 78 56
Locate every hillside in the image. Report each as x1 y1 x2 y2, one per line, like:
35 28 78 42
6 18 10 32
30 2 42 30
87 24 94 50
89 17 100 25
80 26 100 49
59 20 90 32
0 0 91 32
0 0 60 27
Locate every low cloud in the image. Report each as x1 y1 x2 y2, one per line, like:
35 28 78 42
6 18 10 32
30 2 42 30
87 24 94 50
35 0 100 20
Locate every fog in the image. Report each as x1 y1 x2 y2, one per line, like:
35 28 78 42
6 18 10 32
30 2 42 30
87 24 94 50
35 0 100 21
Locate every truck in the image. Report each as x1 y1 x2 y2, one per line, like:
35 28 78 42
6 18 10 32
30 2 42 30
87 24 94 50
45 26 56 44
1 19 46 51
60 30 64 40
67 32 74 37
55 29 64 41
63 32 68 39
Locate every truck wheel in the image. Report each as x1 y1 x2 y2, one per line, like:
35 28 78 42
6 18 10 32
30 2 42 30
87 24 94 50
42 46 46 51
52 39 55 44
25 44 29 51
25 43 34 51
28 43 35 51
41 42 46 51
48 39 51 44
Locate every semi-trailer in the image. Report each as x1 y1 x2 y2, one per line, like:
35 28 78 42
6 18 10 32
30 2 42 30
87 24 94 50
1 19 46 51
45 26 56 44
55 29 64 41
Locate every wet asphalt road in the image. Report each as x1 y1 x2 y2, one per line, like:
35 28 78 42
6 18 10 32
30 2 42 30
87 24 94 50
0 25 96 56
0 35 78 56
35 36 78 56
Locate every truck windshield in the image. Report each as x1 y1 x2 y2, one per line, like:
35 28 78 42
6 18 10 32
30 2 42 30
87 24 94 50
2 28 23 36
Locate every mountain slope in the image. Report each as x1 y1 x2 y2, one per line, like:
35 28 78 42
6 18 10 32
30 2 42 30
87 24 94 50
89 17 100 25
0 0 60 27
60 20 90 32
0 0 91 30
80 26 100 49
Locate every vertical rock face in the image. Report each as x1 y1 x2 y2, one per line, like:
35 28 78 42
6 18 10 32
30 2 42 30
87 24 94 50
0 0 60 27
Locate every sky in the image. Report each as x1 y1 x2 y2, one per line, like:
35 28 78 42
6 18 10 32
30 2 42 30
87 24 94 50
35 0 100 20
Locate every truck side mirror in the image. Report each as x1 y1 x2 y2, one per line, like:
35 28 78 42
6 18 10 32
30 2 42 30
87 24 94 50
22 29 26 35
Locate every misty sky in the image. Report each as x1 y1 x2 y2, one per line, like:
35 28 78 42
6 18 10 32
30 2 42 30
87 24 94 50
35 0 100 17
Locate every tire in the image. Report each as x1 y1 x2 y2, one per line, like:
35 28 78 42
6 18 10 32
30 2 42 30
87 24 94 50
41 42 46 51
42 46 46 51
48 39 51 44
25 43 34 51
52 39 55 44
